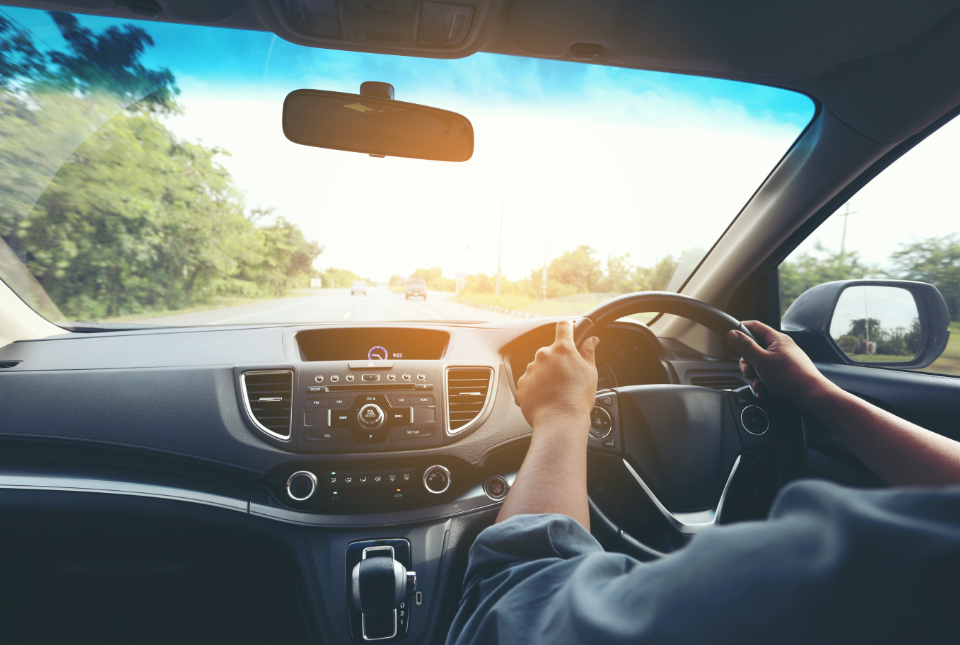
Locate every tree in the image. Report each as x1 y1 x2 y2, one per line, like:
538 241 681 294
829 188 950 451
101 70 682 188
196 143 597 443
780 241 877 313
548 245 602 293
891 234 960 321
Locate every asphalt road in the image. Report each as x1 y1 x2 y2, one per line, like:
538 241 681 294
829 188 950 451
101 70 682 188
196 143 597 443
137 288 518 326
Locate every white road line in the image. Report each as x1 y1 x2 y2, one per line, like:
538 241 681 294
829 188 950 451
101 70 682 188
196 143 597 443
208 298 316 324
409 301 442 320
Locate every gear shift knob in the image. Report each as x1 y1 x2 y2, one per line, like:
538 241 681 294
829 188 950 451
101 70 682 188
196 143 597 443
352 556 414 612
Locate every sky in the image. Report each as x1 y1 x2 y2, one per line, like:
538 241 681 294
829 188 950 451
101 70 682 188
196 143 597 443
5 7 817 284
789 115 960 271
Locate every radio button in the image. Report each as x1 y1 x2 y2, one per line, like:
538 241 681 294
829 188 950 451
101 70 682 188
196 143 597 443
387 373 397 381
303 410 327 427
416 373 426 381
332 410 354 427
304 398 326 408
388 394 413 406
414 384 433 391
413 408 436 423
328 395 352 408
401 373 412 381
354 430 388 443
390 426 436 440
413 395 434 405
388 408 413 425
305 427 352 442
306 385 325 394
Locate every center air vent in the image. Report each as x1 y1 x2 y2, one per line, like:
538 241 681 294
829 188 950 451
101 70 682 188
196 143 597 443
242 370 293 440
446 367 494 434
689 372 747 391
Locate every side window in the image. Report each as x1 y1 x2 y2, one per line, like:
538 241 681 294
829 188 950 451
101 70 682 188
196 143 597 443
780 118 960 376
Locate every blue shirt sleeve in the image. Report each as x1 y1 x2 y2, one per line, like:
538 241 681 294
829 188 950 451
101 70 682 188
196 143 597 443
447 481 960 645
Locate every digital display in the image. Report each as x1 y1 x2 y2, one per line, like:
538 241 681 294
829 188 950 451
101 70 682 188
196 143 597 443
296 328 449 362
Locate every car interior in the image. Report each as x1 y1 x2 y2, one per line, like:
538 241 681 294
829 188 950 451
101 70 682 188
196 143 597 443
2 1 960 643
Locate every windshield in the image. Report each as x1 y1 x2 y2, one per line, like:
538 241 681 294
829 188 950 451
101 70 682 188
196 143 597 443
0 8 814 327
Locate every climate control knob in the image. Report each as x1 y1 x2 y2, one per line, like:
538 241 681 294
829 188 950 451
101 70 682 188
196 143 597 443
423 465 451 494
357 403 385 430
286 471 317 501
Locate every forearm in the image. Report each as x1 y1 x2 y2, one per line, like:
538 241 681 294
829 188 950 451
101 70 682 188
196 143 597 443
496 414 590 529
801 380 960 487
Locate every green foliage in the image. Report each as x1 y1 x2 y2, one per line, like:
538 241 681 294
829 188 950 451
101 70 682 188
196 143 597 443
318 267 364 289
412 266 455 292
837 317 921 358
780 241 877 314
547 245 602 292
891 233 960 321
0 12 322 320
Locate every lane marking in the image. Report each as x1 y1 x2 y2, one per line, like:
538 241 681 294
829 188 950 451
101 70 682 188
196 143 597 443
409 301 441 320
208 297 321 324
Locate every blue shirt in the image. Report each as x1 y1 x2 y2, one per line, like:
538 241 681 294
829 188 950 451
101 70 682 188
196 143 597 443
447 480 960 644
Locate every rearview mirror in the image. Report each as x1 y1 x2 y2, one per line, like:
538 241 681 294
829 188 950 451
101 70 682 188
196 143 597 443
282 89 473 162
782 279 950 369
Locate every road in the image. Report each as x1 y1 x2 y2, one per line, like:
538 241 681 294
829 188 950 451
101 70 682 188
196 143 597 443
137 288 518 326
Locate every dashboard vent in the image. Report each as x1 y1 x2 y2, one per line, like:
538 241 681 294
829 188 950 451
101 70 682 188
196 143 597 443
242 370 293 440
689 372 747 391
446 367 493 433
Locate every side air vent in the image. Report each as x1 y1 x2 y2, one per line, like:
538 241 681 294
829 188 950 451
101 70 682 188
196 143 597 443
689 372 747 391
241 370 293 440
446 367 494 434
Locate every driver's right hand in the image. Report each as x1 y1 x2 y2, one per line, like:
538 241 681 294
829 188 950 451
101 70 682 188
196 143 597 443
726 320 828 405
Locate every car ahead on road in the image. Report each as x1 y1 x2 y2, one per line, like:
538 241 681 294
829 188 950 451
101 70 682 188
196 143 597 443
405 279 427 300
1 1 960 643
350 280 367 296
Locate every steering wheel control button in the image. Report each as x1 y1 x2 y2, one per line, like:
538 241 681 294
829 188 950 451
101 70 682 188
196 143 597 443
286 471 317 501
358 403 385 430
389 425 436 440
597 395 613 407
741 405 770 435
602 438 616 449
423 465 451 494
484 475 509 501
589 406 614 439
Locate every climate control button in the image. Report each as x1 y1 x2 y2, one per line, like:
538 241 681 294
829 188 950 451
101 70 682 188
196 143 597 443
286 471 317 501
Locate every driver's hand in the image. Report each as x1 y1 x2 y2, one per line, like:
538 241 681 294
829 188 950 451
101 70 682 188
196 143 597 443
726 320 828 405
517 320 600 430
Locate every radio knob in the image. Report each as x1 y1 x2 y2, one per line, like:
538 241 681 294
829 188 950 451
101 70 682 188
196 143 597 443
423 465 451 494
357 403 385 430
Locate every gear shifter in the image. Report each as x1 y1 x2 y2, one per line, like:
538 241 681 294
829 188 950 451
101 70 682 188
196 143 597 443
350 544 417 641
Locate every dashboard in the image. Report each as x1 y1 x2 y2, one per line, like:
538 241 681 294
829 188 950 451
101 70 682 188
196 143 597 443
0 317 745 644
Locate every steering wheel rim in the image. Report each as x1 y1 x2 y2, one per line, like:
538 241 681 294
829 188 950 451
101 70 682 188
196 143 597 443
573 292 803 561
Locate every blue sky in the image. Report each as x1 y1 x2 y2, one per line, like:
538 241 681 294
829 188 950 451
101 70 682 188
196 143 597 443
3 6 820 283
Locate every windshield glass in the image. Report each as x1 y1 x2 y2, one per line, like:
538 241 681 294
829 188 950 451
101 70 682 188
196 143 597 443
0 7 814 327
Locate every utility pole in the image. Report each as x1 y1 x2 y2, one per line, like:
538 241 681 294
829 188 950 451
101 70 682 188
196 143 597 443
495 186 504 296
839 202 858 255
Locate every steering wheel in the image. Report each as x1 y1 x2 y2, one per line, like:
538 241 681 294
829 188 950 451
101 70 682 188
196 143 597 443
573 292 805 560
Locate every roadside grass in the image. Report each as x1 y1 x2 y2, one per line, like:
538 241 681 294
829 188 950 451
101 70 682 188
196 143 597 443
850 354 916 363
103 289 322 323
922 321 960 376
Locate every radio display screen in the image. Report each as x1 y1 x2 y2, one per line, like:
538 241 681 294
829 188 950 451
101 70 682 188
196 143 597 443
296 328 449 361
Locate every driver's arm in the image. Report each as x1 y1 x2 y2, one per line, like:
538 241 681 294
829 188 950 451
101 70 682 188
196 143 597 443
494 320 599 528
728 320 960 487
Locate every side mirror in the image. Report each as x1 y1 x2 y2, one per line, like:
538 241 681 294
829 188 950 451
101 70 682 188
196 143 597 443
782 279 950 369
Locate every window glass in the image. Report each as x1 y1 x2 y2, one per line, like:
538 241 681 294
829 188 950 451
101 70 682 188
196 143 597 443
780 118 960 376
